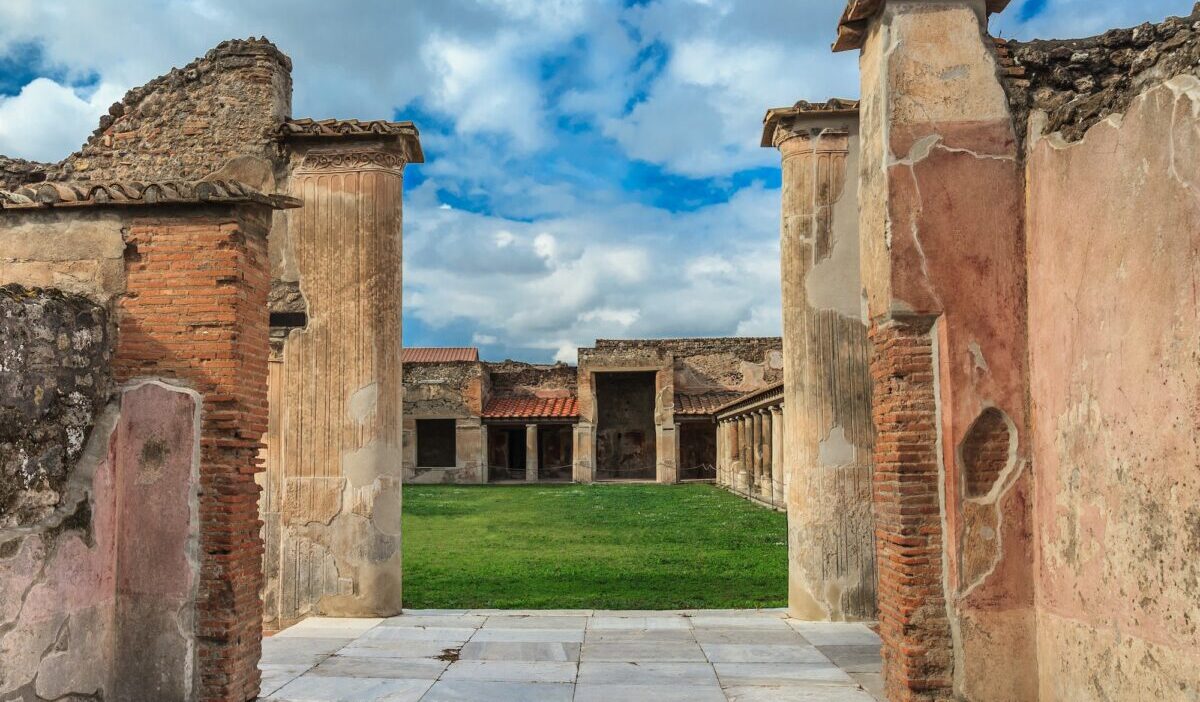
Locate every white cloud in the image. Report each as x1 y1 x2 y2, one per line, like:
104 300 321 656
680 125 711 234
0 78 123 161
494 230 515 248
471 333 498 345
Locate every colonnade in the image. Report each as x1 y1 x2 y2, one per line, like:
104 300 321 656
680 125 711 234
714 385 785 510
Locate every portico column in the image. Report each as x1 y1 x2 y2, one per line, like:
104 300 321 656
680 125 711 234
736 416 750 493
750 411 763 492
770 405 784 506
760 409 773 502
526 424 539 482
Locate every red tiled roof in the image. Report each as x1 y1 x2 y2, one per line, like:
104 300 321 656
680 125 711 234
675 392 743 416
483 396 579 420
402 347 479 363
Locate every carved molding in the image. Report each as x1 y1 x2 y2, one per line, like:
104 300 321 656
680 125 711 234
297 149 407 174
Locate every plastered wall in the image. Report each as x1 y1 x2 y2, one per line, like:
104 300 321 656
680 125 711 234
1025 77 1200 701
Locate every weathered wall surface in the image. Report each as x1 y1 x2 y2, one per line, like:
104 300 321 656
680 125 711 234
856 2 1036 699
487 360 577 398
1026 76 1200 701
772 115 876 622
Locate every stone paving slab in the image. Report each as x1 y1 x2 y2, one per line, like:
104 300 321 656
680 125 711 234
260 610 884 701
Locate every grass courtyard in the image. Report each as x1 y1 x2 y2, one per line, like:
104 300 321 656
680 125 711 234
400 483 787 610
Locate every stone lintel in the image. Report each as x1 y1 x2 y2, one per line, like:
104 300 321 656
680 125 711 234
279 118 425 164
833 0 1011 52
761 99 860 148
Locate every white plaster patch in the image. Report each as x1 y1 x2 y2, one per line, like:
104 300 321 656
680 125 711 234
817 426 855 467
348 382 379 424
968 341 989 372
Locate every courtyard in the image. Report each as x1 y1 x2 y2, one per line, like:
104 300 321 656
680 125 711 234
259 610 884 701
401 484 787 610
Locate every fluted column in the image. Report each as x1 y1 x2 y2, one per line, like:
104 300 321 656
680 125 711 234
526 424 539 482
763 100 874 621
736 416 750 493
269 128 422 621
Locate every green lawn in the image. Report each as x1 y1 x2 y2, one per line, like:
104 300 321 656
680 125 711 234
401 483 787 610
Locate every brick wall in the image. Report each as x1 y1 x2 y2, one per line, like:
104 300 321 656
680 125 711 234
114 207 271 702
869 319 953 702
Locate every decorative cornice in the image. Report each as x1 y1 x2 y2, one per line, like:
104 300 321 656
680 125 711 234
279 118 424 164
0 180 301 211
296 149 409 174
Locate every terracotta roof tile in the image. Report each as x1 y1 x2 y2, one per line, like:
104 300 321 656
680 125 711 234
675 392 743 416
482 396 579 420
0 180 300 210
402 347 479 363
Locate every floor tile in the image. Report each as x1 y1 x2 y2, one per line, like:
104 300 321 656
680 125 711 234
577 661 719 686
267 675 433 702
584 628 696 643
470 627 585 643
722 685 879 701
399 608 469 616
786 621 881 646
688 615 793 630
441 659 578 683
335 641 463 659
581 641 707 662
700 643 829 663
819 645 882 673
573 683 726 702
357 626 475 643
849 672 886 701
260 637 357 665
419 680 575 702
272 618 383 638
458 641 580 661
588 616 691 630
713 662 856 687
306 655 447 679
379 614 486 628
469 608 593 616
480 615 587 629
259 664 313 697
692 628 806 645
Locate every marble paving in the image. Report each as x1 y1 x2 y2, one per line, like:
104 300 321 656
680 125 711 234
260 610 885 701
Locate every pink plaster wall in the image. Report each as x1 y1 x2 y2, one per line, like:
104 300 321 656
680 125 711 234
0 381 200 700
1026 78 1200 699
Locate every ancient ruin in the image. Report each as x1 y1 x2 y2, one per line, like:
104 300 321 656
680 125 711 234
1 0 1197 699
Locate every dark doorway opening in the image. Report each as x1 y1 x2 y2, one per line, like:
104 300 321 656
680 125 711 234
595 371 656 480
679 420 717 480
488 426 527 481
538 424 574 481
416 418 456 468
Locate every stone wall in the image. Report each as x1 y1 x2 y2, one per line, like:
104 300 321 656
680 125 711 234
402 361 486 484
1025 74 1200 701
997 4 1200 146
486 360 577 398
591 337 783 393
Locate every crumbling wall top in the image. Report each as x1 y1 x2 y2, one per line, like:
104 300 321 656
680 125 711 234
996 4 1200 146
0 155 51 191
279 118 425 164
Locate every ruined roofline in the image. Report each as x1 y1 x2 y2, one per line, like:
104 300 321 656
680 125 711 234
761 98 859 147
0 180 301 211
590 336 782 346
833 0 1011 52
279 118 425 164
0 155 51 190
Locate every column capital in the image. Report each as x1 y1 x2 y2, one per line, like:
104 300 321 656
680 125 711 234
761 99 859 150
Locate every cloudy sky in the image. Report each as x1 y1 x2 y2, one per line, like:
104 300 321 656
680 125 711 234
0 0 1189 362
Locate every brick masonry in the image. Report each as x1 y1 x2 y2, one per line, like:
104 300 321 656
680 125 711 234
869 319 953 702
113 208 271 702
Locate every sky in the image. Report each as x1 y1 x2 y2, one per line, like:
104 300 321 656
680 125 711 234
0 0 1190 362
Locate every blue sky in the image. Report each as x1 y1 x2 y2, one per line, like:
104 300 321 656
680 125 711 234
0 0 1189 362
